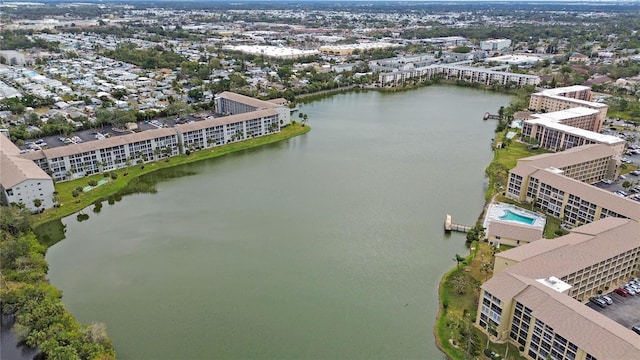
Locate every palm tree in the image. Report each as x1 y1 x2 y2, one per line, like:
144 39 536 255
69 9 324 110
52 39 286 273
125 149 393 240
454 254 465 271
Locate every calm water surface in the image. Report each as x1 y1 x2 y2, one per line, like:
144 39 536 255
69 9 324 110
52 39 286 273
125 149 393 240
46 87 511 359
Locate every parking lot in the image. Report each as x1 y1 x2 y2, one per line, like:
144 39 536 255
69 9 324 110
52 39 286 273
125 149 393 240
20 112 212 153
587 287 640 330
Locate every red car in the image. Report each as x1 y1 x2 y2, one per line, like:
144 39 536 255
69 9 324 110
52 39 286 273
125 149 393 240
615 288 629 297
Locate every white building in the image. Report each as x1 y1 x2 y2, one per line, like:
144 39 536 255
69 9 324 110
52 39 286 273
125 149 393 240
480 39 512 52
0 135 55 212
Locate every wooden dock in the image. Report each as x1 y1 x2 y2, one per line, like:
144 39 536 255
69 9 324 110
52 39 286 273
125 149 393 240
444 214 472 233
483 112 500 120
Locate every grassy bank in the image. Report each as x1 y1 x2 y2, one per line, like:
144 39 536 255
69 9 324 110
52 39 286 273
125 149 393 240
484 137 548 202
34 123 310 226
435 242 525 360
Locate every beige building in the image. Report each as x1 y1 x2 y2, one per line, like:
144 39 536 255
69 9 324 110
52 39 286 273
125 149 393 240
507 169 639 228
477 217 640 360
522 112 625 157
528 86 608 132
0 135 55 212
505 144 639 227
510 144 618 185
215 92 290 126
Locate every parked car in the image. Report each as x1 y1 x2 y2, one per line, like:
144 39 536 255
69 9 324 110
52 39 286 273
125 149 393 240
601 179 613 184
632 326 640 335
601 295 613 305
590 297 607 308
615 288 629 297
623 286 637 295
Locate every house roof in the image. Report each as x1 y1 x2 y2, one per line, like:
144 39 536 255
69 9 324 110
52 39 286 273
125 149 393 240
487 220 544 243
517 144 615 170
217 91 281 110
495 217 638 278
0 135 51 189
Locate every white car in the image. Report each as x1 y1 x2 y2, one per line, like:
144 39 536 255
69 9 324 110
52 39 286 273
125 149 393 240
624 286 637 296
601 295 613 305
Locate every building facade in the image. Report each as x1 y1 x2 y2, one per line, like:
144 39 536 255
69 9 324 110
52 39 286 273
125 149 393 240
378 63 540 87
480 39 512 52
0 135 55 212
12 92 285 183
522 116 625 157
215 91 290 126
506 168 639 227
528 86 608 132
477 218 640 360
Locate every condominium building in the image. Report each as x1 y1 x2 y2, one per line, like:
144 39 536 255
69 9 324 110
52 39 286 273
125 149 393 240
215 91 290 126
21 128 181 182
506 158 639 227
513 144 618 184
522 111 626 157
177 108 280 150
528 86 608 132
526 107 601 132
7 92 285 183
477 217 640 360
0 134 55 212
378 64 540 87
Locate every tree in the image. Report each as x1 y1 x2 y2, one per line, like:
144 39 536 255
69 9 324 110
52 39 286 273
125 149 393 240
622 180 632 192
187 87 204 102
454 254 465 271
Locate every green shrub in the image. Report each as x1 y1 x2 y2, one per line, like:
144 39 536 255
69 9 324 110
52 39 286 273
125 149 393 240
111 172 118 180
88 180 98 186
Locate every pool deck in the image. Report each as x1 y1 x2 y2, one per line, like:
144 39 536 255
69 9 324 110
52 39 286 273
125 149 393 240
483 202 546 231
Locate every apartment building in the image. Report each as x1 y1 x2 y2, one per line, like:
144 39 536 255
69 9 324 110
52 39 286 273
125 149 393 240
215 91 290 126
506 167 639 227
477 217 640 360
177 109 280 150
0 135 55 212
21 128 180 182
528 86 608 132
378 64 540 87
11 92 284 183
514 144 618 184
522 112 626 157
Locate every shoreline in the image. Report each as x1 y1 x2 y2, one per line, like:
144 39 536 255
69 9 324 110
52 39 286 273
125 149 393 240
34 123 311 227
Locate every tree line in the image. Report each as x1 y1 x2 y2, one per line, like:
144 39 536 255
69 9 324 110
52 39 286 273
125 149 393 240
1 206 116 359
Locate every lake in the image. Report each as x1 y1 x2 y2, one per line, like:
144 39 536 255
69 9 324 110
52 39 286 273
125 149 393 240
45 86 511 359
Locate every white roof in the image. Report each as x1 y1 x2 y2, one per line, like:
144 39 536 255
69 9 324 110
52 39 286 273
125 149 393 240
525 118 625 145
531 107 599 122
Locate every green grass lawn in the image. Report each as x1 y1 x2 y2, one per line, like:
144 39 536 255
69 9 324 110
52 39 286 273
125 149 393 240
34 124 310 226
485 136 548 201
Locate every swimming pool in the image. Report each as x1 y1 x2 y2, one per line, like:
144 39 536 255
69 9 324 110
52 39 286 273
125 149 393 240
499 210 536 225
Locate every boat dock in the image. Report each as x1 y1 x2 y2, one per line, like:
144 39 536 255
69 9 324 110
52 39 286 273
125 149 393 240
483 112 500 120
444 214 472 233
